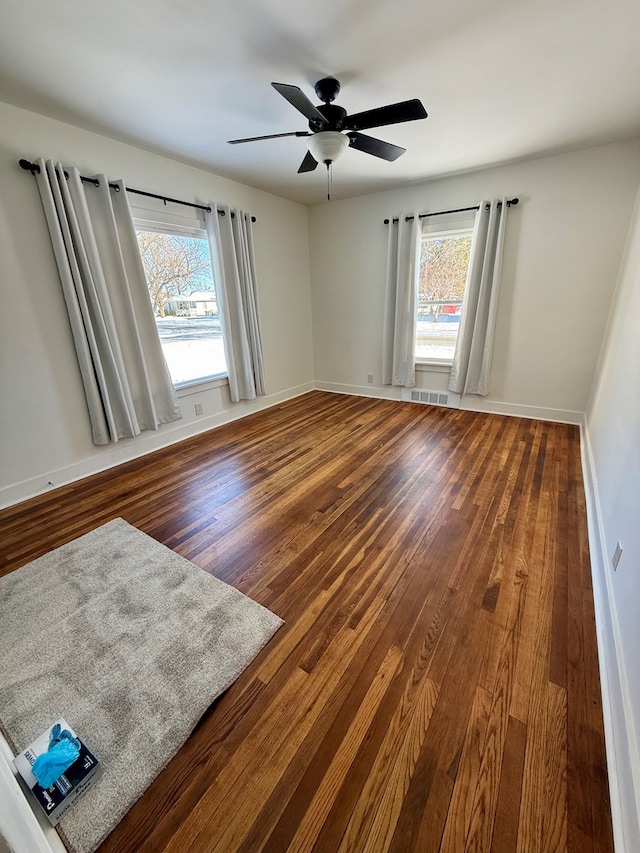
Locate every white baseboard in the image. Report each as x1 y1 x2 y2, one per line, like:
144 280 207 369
0 382 314 510
313 383 584 425
313 381 403 401
581 424 640 852
460 397 584 425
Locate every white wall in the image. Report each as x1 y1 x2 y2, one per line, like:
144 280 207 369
0 101 314 507
584 184 640 851
309 141 640 423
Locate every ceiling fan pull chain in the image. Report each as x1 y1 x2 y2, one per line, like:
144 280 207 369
327 161 335 202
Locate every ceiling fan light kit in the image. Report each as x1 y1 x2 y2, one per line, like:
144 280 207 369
308 131 349 166
228 76 428 199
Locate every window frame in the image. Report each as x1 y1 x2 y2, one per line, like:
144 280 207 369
133 208 228 395
415 222 474 368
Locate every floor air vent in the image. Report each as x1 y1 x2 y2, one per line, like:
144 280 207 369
401 388 460 409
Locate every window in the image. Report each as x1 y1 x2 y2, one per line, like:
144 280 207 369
416 226 473 364
135 223 227 387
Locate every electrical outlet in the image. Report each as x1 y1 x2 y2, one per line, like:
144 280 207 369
367 373 374 384
612 541 623 570
194 402 203 416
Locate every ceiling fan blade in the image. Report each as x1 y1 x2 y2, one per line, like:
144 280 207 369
272 82 329 125
298 151 319 173
348 132 406 161
228 131 310 144
344 99 428 132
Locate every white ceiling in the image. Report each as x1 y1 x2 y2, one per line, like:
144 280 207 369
2 0 640 206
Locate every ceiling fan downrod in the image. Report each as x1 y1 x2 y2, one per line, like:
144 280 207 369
314 77 341 104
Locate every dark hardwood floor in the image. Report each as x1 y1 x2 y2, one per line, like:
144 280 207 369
0 391 613 852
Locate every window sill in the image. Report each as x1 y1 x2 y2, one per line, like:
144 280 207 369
415 361 452 374
175 375 228 397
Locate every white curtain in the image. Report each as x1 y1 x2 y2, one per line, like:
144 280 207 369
35 159 181 445
206 205 266 402
449 198 509 396
382 214 420 387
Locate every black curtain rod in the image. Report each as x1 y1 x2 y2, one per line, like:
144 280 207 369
383 197 519 225
18 159 256 222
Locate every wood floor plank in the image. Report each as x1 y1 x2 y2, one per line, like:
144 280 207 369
387 552 497 852
0 391 614 853
337 675 439 852
542 682 568 853
275 644 403 853
581 589 615 852
462 504 531 852
491 715 527 853
516 493 556 853
439 684 492 851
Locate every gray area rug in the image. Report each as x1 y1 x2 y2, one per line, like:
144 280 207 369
0 518 283 853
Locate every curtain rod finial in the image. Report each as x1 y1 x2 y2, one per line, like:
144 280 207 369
19 159 40 175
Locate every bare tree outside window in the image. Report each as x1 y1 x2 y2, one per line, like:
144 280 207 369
416 231 473 361
136 231 214 317
418 236 471 318
135 228 227 385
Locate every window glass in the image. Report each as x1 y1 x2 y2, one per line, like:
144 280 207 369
135 228 227 386
416 227 473 363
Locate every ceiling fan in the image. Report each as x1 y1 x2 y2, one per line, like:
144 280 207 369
228 77 428 181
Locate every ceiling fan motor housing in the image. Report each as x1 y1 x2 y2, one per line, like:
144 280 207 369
310 102 347 133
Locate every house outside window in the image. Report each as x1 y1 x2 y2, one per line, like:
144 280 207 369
416 223 473 364
134 219 227 387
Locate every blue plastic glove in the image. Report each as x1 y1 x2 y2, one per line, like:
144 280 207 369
48 724 80 753
32 728 81 788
